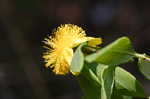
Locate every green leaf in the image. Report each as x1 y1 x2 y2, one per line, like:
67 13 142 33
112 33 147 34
96 64 115 99
85 37 134 66
112 90 132 99
122 96 132 99
70 44 84 74
78 63 101 99
138 58 150 80
112 88 133 99
112 95 132 99
115 67 147 98
78 75 101 99
85 62 101 85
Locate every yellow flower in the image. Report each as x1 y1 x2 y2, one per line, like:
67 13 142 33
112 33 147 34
43 24 102 75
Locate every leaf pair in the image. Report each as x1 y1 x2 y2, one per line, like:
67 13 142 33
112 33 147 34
70 36 149 99
96 64 115 99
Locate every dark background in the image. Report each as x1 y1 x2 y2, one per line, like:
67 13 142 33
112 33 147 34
0 0 149 99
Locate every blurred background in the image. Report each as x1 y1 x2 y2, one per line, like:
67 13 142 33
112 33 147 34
0 0 150 99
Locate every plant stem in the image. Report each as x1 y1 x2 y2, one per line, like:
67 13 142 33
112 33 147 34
134 53 150 61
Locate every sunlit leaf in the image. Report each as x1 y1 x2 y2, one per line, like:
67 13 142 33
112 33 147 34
70 44 84 75
138 58 150 80
115 67 147 98
96 64 115 99
86 37 135 66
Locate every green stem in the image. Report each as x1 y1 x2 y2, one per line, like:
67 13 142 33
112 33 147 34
134 53 150 61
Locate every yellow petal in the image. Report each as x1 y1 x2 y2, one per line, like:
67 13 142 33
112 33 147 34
63 48 74 65
87 37 102 47
71 72 80 76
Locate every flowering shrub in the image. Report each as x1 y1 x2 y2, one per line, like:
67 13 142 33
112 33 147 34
43 24 150 99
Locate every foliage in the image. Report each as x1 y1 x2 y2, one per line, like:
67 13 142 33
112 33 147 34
70 37 150 99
